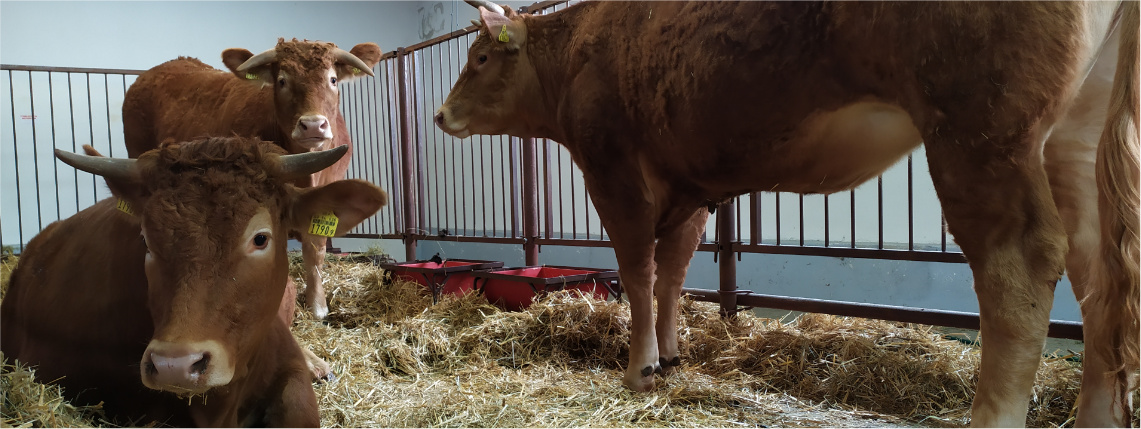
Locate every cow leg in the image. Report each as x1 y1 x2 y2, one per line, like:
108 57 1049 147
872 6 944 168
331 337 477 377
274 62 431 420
925 137 1067 427
653 207 709 376
301 234 329 319
1046 107 1137 427
278 276 336 382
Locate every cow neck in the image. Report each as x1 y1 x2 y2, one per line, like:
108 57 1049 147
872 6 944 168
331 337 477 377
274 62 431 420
523 7 589 143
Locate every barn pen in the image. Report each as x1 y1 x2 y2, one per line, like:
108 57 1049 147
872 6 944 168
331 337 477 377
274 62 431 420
1 0 1135 427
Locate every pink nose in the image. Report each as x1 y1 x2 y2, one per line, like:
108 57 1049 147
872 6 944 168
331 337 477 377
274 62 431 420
297 115 330 139
142 345 211 391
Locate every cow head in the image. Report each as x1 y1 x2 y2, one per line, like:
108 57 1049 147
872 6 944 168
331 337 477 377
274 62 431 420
55 138 387 396
435 1 534 138
221 39 382 153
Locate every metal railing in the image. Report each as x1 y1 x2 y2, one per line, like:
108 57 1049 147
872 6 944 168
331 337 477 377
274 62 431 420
0 0 1082 340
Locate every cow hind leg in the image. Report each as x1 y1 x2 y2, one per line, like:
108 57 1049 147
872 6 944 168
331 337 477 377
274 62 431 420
926 139 1067 427
652 208 709 376
301 235 329 319
1046 85 1137 427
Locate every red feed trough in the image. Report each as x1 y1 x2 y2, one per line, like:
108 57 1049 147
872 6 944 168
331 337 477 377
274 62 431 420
380 258 504 303
474 266 622 311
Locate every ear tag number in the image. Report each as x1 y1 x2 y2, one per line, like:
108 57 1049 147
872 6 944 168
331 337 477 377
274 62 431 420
116 199 135 216
352 67 362 75
309 211 339 237
245 72 259 80
498 25 510 43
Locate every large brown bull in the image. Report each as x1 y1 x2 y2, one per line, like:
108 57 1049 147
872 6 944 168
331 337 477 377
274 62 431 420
0 137 387 426
123 38 381 320
435 1 1140 426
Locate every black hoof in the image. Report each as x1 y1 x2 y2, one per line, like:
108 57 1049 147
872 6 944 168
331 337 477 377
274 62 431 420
659 356 681 368
641 365 655 377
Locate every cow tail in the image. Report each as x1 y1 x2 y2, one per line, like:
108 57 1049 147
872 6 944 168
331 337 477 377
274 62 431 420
1091 0 1140 417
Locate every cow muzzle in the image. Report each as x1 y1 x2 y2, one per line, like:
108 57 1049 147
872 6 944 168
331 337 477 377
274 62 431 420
140 339 233 395
434 107 471 139
293 115 334 149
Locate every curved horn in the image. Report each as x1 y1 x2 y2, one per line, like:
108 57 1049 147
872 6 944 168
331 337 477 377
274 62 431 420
464 0 504 15
333 48 375 77
278 145 349 179
236 47 277 72
55 149 138 182
471 19 482 28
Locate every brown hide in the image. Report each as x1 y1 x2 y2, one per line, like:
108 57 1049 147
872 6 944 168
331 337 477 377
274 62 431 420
122 38 382 319
1 137 388 427
437 2 1139 426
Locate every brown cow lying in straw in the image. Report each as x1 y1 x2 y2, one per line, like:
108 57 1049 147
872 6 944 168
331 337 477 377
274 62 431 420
0 137 387 427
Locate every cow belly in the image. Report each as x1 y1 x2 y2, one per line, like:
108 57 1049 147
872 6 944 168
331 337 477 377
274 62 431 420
777 101 921 194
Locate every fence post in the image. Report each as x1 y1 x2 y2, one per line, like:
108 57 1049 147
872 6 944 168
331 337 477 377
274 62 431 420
522 137 540 265
396 47 418 261
718 199 738 318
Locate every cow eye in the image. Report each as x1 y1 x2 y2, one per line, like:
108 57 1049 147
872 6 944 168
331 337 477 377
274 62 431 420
478 55 488 65
253 233 269 249
278 77 286 87
330 76 337 85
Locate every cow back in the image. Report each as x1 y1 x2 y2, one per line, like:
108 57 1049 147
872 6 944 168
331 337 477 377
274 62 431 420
0 198 194 425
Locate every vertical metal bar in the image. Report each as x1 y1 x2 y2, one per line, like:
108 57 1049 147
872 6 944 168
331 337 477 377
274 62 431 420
28 72 43 231
774 193 781 246
547 139 556 238
396 48 417 260
67 73 79 212
8 71 24 249
502 137 510 237
509 136 519 239
570 152 577 239
104 74 112 158
749 192 758 245
824 194 830 247
850 189 856 248
798 194 804 247
877 175 884 250
86 73 96 203
523 137 539 265
907 155 914 251
557 147 565 239
480 135 488 236
718 199 737 318
48 72 61 221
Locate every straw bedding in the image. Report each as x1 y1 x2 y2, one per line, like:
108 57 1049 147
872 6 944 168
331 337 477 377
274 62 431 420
2 252 1136 427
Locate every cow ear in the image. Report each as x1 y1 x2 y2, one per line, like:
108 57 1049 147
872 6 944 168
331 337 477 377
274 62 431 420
480 6 525 49
288 180 387 237
336 43 382 82
222 48 272 84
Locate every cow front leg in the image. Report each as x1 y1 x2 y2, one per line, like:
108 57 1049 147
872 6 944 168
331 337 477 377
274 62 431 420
614 235 659 392
928 138 1067 427
653 207 709 376
301 234 329 319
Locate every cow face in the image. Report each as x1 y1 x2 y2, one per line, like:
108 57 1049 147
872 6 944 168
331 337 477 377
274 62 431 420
55 138 387 396
435 5 532 138
221 39 382 153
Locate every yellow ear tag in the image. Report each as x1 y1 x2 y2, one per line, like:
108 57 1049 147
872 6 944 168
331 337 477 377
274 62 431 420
309 211 339 237
351 67 362 75
245 72 259 80
498 24 510 43
116 198 135 216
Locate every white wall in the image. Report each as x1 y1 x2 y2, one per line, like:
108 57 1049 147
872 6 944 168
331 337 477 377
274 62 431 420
1 1 424 71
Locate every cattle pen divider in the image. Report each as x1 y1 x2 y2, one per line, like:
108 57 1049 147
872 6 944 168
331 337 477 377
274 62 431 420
0 0 1083 341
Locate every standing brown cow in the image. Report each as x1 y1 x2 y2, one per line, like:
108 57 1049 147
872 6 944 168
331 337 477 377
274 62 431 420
1 137 387 427
435 1 1139 426
123 38 381 320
